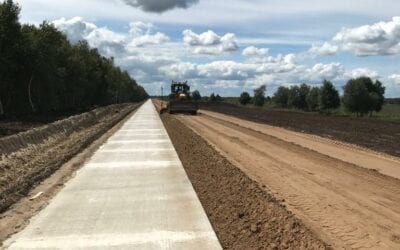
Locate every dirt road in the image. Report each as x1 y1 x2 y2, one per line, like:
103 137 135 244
178 110 400 249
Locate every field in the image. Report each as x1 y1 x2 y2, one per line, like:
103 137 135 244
200 101 400 157
221 97 400 123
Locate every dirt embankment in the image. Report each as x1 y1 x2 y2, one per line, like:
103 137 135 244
160 112 328 249
200 102 400 157
0 103 141 213
0 111 87 138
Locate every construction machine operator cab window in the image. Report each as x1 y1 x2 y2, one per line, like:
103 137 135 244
171 83 190 94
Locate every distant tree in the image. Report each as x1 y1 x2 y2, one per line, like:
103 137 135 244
216 94 223 102
299 84 311 110
210 93 217 102
369 79 385 113
287 86 301 109
273 86 290 108
287 84 310 110
253 85 266 107
343 77 385 116
306 87 320 111
239 91 251 105
192 90 201 101
343 79 370 116
319 80 340 112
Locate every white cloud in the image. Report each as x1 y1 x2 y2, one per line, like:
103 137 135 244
53 17 126 56
311 17 400 56
242 46 269 57
388 74 400 85
52 17 96 43
129 32 169 47
245 74 277 89
53 17 170 57
129 21 154 36
51 17 395 97
302 63 345 82
183 30 239 55
346 68 379 79
309 42 338 56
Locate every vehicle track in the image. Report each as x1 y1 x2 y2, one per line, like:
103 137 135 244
178 111 400 249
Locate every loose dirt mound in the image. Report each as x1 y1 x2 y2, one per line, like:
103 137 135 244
0 103 141 213
161 113 328 249
200 102 400 157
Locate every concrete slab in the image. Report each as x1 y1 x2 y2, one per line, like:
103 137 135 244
4 100 221 250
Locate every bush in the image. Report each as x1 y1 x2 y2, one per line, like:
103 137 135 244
253 85 266 107
239 92 251 105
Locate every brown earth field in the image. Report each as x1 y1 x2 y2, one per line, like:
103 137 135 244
0 103 141 214
173 108 400 249
161 113 328 249
200 102 400 157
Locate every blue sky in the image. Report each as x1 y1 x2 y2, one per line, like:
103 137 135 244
15 0 400 97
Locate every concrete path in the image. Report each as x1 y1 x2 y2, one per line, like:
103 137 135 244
4 100 221 249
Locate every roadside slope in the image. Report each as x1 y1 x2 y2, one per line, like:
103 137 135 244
0 103 141 213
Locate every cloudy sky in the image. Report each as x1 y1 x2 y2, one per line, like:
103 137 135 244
15 0 400 97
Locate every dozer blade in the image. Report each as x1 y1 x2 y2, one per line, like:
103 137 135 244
169 101 198 115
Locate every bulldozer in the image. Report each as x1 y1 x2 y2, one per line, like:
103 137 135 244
160 81 198 115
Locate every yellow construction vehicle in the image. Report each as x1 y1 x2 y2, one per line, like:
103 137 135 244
161 81 198 115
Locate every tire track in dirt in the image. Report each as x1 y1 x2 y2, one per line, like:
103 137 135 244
178 112 400 249
160 111 328 249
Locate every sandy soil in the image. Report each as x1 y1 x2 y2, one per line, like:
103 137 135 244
155 101 327 249
200 102 400 157
177 110 400 249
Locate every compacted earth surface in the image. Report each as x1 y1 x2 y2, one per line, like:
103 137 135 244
175 109 400 249
156 101 328 249
200 102 400 157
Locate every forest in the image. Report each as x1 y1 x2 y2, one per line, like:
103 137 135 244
0 0 148 116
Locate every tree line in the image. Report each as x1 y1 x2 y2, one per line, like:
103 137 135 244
238 77 385 116
0 0 148 116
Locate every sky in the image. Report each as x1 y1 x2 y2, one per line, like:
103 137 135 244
15 0 400 97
